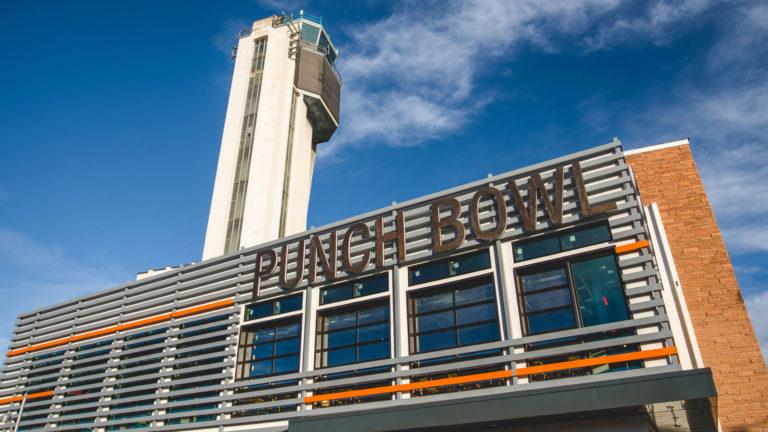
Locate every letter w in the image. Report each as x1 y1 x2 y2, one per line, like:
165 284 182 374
508 167 564 232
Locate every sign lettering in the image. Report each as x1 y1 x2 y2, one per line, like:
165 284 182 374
252 162 615 297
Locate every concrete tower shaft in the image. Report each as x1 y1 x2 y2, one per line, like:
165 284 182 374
203 13 340 260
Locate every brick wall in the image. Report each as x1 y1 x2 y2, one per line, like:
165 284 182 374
626 144 768 431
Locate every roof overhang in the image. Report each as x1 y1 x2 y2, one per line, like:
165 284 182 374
288 369 717 432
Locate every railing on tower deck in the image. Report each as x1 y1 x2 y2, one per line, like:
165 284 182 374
298 11 323 25
273 11 323 28
0 314 678 431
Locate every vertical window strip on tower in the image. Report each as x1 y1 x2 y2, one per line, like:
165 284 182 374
224 37 268 254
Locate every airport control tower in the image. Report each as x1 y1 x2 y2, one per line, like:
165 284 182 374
203 12 340 260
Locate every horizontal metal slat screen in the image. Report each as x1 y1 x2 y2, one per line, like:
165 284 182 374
0 140 685 432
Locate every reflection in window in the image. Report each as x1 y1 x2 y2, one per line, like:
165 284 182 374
514 224 611 262
409 249 491 286
237 319 301 379
317 32 336 64
245 294 302 321
517 253 628 336
300 23 320 44
572 255 627 326
526 333 641 382
321 274 388 305
316 302 390 368
408 277 500 354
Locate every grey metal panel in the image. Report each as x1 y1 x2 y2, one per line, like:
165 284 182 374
2 313 665 402
629 299 665 312
301 366 681 418
295 48 340 124
625 283 663 297
0 140 691 432
11 140 621 323
12 325 674 420
2 327 236 394
12 292 238 346
612 226 646 241
287 369 716 432
621 269 656 283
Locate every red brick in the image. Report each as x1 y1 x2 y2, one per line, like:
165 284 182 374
627 145 768 431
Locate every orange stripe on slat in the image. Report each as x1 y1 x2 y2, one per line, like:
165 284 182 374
614 240 650 254
516 346 677 377
70 325 121 342
0 390 54 406
7 299 234 357
27 390 54 399
303 346 678 404
118 313 172 332
0 395 22 405
172 298 234 318
304 370 513 404
7 337 70 357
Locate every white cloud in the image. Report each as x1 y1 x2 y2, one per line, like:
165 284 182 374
583 0 716 50
0 226 125 361
325 0 718 157
255 0 305 13
211 19 250 56
576 1 768 256
746 290 768 365
326 0 768 361
706 1 768 75
699 142 768 253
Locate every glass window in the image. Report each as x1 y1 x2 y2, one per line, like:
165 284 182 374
514 224 611 262
317 32 336 64
124 327 166 341
300 23 320 44
316 302 390 368
320 274 388 305
409 249 491 286
245 294 302 321
571 255 628 327
237 319 301 379
408 277 500 354
517 253 628 336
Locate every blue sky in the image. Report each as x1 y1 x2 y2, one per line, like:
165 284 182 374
1 0 766 359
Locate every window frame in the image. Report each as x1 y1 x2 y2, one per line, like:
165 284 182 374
407 248 495 289
406 274 502 355
242 294 303 324
319 273 390 306
314 299 392 369
235 316 303 381
515 249 630 337
512 223 612 263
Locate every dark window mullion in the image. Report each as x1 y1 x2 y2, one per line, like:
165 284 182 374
354 308 361 363
318 319 389 335
521 304 575 318
565 261 583 328
521 283 571 297
319 337 389 354
452 289 460 347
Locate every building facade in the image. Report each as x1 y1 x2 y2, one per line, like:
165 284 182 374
3 10 768 432
2 138 766 431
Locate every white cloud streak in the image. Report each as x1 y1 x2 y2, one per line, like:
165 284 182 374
0 226 125 359
212 19 250 56
746 290 768 364
320 0 768 357
325 0 717 156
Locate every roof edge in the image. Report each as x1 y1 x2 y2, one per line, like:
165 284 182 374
624 138 690 156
